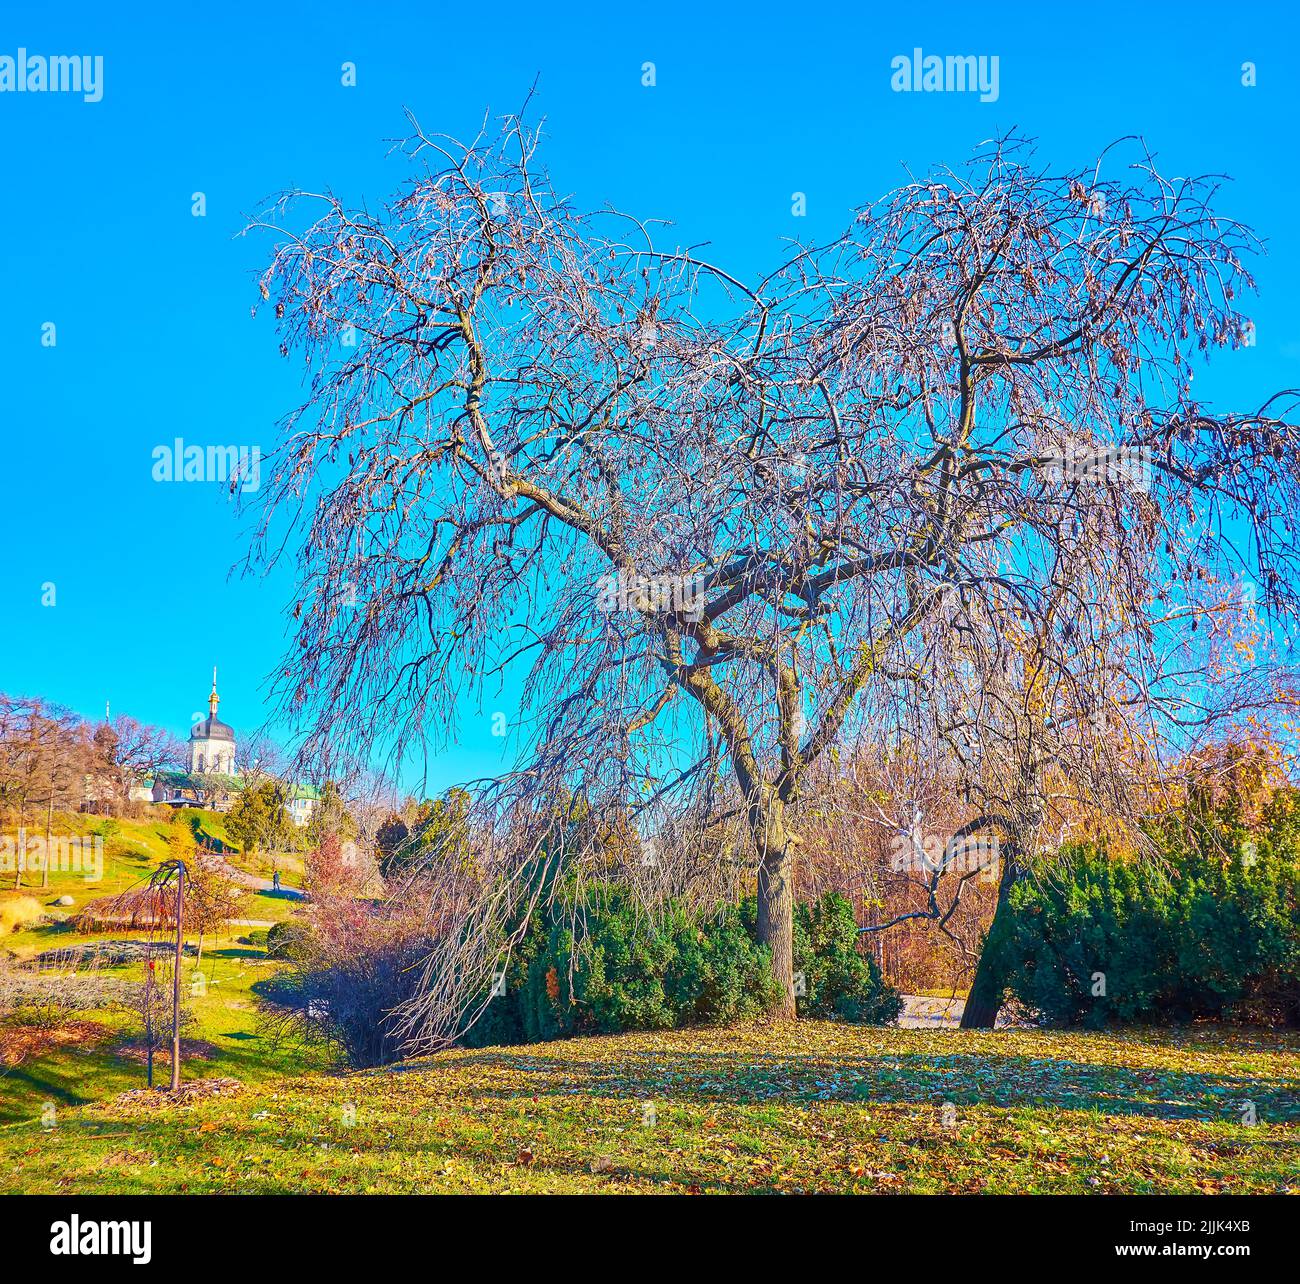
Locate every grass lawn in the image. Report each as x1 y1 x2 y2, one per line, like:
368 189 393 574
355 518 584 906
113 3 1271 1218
3 813 173 906
1 1022 1295 1195
1 810 309 959
0 946 326 1127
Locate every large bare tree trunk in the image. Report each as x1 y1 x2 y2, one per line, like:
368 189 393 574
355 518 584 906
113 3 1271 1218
960 844 1019 1029
757 845 796 1018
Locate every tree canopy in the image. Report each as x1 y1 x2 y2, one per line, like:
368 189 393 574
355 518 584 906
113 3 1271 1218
247 112 1300 1034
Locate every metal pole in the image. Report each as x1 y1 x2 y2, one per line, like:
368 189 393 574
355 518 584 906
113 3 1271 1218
145 958 155 1089
170 864 184 1092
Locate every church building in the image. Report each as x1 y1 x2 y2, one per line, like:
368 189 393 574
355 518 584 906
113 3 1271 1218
189 671 236 776
148 671 319 825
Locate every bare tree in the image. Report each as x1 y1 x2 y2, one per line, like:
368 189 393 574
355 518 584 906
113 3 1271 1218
234 733 286 786
343 766 399 851
185 856 240 969
94 714 182 811
123 956 194 1090
0 696 85 887
245 110 1300 1034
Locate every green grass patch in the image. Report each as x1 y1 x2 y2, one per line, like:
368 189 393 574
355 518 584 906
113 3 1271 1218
0 947 323 1127
1 1022 1295 1194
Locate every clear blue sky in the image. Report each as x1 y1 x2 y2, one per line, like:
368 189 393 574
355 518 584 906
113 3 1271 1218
3 1 1299 793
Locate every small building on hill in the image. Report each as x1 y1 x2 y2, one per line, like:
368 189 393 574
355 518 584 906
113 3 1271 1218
149 672 319 826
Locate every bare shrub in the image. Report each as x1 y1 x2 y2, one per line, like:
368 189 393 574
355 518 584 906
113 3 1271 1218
0 957 129 1027
269 891 434 1068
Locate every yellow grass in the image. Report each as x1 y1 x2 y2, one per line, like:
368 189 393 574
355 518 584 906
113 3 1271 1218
0 895 43 936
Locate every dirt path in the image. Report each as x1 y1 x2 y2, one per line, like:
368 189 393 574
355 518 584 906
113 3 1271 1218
897 994 1023 1029
210 859 305 898
211 859 305 929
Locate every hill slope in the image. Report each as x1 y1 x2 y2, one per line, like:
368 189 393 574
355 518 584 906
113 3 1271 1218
2 1022 1296 1194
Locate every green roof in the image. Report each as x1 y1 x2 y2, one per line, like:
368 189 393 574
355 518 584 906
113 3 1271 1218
153 771 319 800
155 770 245 790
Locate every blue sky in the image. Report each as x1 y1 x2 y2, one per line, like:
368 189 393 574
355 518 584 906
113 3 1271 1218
3 1 1299 793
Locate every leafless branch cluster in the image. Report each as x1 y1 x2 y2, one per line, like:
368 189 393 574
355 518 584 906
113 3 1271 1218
245 111 1300 1030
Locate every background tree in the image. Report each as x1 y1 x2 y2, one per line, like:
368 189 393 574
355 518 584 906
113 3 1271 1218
344 769 402 853
379 788 472 880
305 829 369 898
226 780 291 858
185 857 240 968
374 812 411 878
37 708 87 887
246 113 1300 1035
93 714 181 812
305 779 357 847
234 734 286 786
0 696 86 888
789 738 997 991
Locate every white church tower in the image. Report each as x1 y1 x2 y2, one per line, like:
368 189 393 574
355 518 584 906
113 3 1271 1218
189 668 236 776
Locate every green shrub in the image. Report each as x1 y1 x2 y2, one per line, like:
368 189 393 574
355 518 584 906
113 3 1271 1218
998 802 1300 1027
266 919 309 960
792 892 902 1025
466 888 898 1047
667 904 785 1025
469 891 781 1045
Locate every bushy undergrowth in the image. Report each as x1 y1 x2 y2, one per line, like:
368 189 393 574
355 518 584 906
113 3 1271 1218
288 881 901 1066
467 891 779 1046
468 889 899 1048
0 961 128 1025
999 795 1300 1027
790 893 903 1025
270 896 429 1068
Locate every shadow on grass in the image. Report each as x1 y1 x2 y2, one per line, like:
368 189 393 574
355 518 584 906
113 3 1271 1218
396 1046 1300 1124
0 1051 141 1124
203 946 266 962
